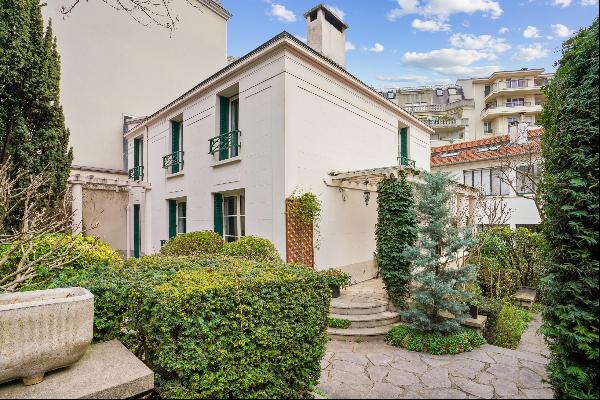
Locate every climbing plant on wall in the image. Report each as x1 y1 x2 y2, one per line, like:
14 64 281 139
375 172 417 308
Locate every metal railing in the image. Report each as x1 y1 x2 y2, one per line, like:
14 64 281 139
424 118 469 128
399 156 416 168
481 102 537 117
128 165 144 180
209 130 241 159
484 79 547 98
402 99 474 113
162 150 184 170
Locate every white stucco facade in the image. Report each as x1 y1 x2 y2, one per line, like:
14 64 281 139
124 32 433 281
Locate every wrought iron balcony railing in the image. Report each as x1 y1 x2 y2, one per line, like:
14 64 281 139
128 165 144 180
162 151 184 170
424 118 469 128
209 130 241 159
402 99 475 113
399 156 416 168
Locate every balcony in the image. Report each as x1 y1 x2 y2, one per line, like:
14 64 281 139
162 151 184 170
480 102 543 120
402 99 475 114
484 79 546 102
209 130 241 159
128 165 144 180
399 156 416 168
424 118 469 130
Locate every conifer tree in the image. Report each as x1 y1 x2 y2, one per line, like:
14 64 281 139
401 172 476 334
0 0 72 228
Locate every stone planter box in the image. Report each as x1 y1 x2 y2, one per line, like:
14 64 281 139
0 287 94 386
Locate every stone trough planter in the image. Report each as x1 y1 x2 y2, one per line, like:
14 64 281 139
0 287 94 386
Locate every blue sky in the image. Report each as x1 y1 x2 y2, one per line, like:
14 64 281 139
222 0 598 88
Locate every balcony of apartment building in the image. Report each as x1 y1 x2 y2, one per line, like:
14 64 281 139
483 77 549 102
424 118 469 132
480 99 543 121
402 98 475 113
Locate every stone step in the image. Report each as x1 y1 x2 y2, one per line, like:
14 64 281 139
329 311 401 329
327 323 400 342
330 298 388 315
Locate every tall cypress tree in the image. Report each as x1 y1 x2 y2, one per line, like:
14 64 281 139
0 0 72 228
539 18 599 400
401 172 476 334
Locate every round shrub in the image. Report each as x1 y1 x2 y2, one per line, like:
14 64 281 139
491 303 533 349
160 231 224 257
222 235 282 262
385 325 486 355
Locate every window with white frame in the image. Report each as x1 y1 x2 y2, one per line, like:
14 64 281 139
516 164 541 194
464 168 510 196
484 122 493 134
506 97 525 107
507 79 527 88
177 202 186 234
223 193 245 242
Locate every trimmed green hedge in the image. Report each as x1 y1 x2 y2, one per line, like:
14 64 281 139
48 256 329 399
492 304 533 349
385 325 486 355
478 297 503 343
160 231 224 257
222 236 282 263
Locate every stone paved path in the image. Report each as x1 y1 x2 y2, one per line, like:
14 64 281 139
318 315 553 399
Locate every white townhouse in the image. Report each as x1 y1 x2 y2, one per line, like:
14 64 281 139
124 5 433 282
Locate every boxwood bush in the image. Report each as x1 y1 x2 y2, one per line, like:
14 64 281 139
160 231 224 257
478 297 503 343
492 303 533 349
49 256 329 399
222 235 282 263
385 325 486 355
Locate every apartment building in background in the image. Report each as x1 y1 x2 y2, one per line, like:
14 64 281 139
382 68 553 146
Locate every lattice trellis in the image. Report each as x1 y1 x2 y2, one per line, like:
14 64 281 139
285 199 314 267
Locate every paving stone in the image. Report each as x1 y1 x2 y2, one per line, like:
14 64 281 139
331 360 366 374
390 359 429 374
392 350 423 362
320 358 331 370
492 378 520 397
459 349 497 364
327 340 355 353
399 391 424 399
448 359 486 379
365 382 404 399
334 352 370 366
518 368 547 389
486 364 520 381
329 369 373 386
451 377 494 399
385 369 420 387
367 365 389 383
354 342 397 354
520 360 548 379
476 371 495 385
421 388 467 399
323 352 334 362
325 382 372 399
522 388 554 399
421 368 451 388
366 352 394 366
420 355 454 367
489 352 520 366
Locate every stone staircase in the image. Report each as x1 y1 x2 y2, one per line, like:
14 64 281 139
327 279 401 341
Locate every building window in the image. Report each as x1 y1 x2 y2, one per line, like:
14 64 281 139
222 194 245 242
464 168 509 196
168 199 186 238
506 97 525 107
484 122 493 134
129 137 144 180
211 94 241 161
507 79 527 88
448 88 457 95
177 202 187 234
436 89 444 96
516 164 541 194
163 120 184 173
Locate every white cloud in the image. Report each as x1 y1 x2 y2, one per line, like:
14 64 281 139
401 48 499 76
551 23 574 38
581 0 598 6
411 18 451 31
386 0 503 22
368 43 385 53
552 0 572 7
345 41 356 51
325 5 346 20
449 33 511 53
523 25 541 39
268 4 296 23
498 27 509 34
512 43 549 61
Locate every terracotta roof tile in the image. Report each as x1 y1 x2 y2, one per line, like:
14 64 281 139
431 129 543 167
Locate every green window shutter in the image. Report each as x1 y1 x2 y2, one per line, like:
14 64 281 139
171 121 180 173
168 200 177 238
219 96 229 161
133 205 141 258
133 138 140 168
213 193 223 236
400 128 408 160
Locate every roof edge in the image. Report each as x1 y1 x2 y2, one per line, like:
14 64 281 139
198 0 232 20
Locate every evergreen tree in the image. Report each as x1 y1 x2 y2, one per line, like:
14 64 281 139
375 173 417 308
539 17 599 400
0 0 72 228
401 172 476 334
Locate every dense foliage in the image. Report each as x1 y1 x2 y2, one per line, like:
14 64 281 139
401 172 476 334
469 227 546 299
492 303 533 349
222 235 282 263
0 0 72 228
160 231 224 257
328 317 351 329
385 325 485 355
375 174 417 308
318 268 352 288
46 256 330 398
477 297 503 343
538 17 599 400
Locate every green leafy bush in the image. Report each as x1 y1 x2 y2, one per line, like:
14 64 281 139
318 268 351 288
539 17 599 399
160 231 224 257
478 297 503 343
328 317 351 329
221 235 282 262
491 304 533 349
385 325 486 355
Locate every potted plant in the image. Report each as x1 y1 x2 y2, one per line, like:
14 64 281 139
319 269 352 298
469 297 481 319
